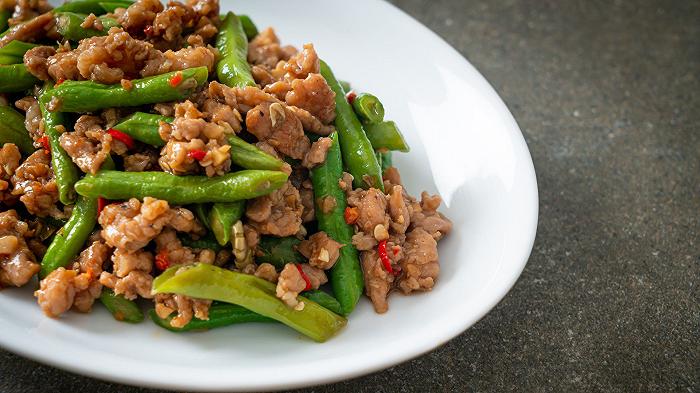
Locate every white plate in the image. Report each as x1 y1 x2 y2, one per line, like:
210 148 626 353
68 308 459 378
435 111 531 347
0 0 538 390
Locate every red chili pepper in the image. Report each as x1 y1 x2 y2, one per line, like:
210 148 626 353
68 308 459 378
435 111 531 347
392 246 400 256
346 90 357 104
107 128 134 149
97 197 107 215
55 78 65 86
155 250 170 271
37 135 50 153
144 25 153 36
169 72 183 87
187 149 206 161
343 207 359 225
295 264 311 291
378 240 394 274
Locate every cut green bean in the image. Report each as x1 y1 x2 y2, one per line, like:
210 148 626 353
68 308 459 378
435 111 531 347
112 112 172 147
0 9 10 32
45 67 209 112
256 236 304 268
56 12 119 40
75 169 288 205
39 83 80 205
209 200 245 246
227 134 286 171
97 1 133 12
0 64 39 93
54 0 131 14
0 105 34 154
303 290 343 315
0 40 38 65
216 12 255 88
364 120 410 152
320 60 383 191
149 303 274 332
99 288 144 323
179 233 223 251
338 80 351 93
192 203 211 229
351 93 384 124
310 132 363 315
238 14 258 41
40 196 97 278
380 150 392 172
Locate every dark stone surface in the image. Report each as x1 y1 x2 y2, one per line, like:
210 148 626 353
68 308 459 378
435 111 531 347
2 1 698 392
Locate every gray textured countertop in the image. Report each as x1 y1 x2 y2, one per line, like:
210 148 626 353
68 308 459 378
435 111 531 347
2 1 698 392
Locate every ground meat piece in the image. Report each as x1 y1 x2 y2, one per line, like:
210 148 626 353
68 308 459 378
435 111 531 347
151 1 195 42
23 45 55 80
284 73 336 124
361 249 394 313
388 185 411 234
299 179 314 223
227 85 278 113
11 150 61 218
153 102 176 116
117 0 163 36
71 241 111 312
246 102 310 160
15 96 42 141
0 143 21 203
347 188 389 234
319 196 337 215
59 126 112 175
154 293 211 328
143 46 216 76
298 231 342 270
397 228 439 294
283 43 319 80
8 0 51 27
154 229 197 266
409 192 453 241
262 80 291 100
123 150 159 171
254 262 278 283
245 181 303 237
201 81 243 132
35 268 77 317
46 44 81 81
352 232 377 251
100 270 153 300
0 210 40 287
275 263 327 310
248 27 295 68
338 172 354 193
111 248 153 277
251 65 275 87
80 13 103 30
0 10 53 47
286 105 334 136
301 136 332 169
382 166 402 188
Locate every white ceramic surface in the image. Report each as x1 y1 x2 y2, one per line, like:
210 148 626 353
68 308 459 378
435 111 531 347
0 0 538 390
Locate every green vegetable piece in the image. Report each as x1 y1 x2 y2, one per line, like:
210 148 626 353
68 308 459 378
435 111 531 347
179 233 223 251
149 303 274 332
74 169 288 205
45 67 209 112
227 134 286 171
112 112 172 147
0 105 34 154
216 12 255 88
338 80 351 93
0 9 11 32
364 120 410 152
319 60 383 191
152 263 347 342
0 64 39 93
380 151 392 172
54 0 131 14
310 132 363 315
351 93 384 124
0 40 38 65
209 200 245 246
99 288 144 323
39 83 80 205
302 290 343 315
97 1 133 12
238 14 258 41
55 12 119 40
256 236 304 269
40 195 98 278
192 203 211 229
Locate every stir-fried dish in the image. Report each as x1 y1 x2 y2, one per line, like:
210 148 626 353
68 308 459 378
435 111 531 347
0 0 452 342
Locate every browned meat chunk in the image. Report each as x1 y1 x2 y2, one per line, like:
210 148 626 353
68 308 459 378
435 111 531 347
361 250 394 313
15 96 42 141
0 11 54 47
347 188 389 234
285 73 335 124
245 181 303 237
0 210 40 287
143 46 216 76
383 166 402 188
397 228 439 294
23 45 55 81
11 150 62 218
248 27 296 68
299 179 314 223
286 105 335 136
0 143 21 203
388 185 411 234
111 248 153 277
245 102 310 160
301 136 332 169
298 231 342 270
99 269 153 300
283 43 319 80
123 150 159 172
352 232 377 251
116 0 163 36
276 263 327 310
409 192 452 240
71 241 111 312
254 262 278 283
35 268 77 317
59 125 112 174
155 228 212 266
155 293 211 328
8 0 52 27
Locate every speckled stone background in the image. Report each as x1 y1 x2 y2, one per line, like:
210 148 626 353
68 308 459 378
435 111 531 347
2 0 698 392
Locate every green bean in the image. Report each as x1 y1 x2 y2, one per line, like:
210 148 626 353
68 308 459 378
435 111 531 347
256 236 304 268
0 9 10 32
54 0 131 14
99 288 144 323
0 64 39 93
303 290 343 315
75 169 288 205
0 40 38 65
338 80 351 93
364 120 409 152
216 12 254 88
39 83 80 205
55 12 119 40
112 112 171 147
97 1 133 12
179 233 223 251
40 195 97 278
0 105 34 154
352 93 384 124
238 14 258 41
45 67 209 112
149 303 274 332
319 60 383 191
227 134 286 171
380 150 392 172
310 132 363 315
192 203 211 229
209 200 245 246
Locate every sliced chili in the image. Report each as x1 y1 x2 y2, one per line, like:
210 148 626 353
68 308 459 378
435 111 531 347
37 135 50 153
55 78 65 86
169 72 183 87
107 128 134 149
378 240 393 274
97 197 107 215
345 90 357 104
155 250 170 271
295 264 311 291
343 206 359 225
187 149 206 161
143 25 153 36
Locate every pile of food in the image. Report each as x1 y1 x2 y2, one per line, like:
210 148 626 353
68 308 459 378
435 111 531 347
0 0 452 342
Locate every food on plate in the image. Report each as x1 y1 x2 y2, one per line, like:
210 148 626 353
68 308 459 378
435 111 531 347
0 0 452 342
